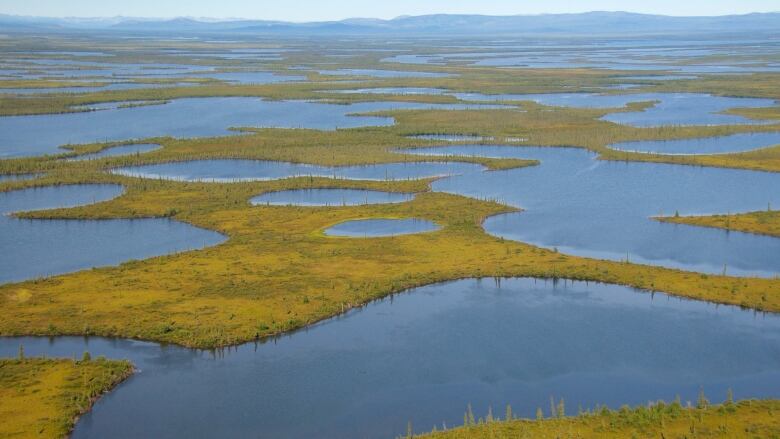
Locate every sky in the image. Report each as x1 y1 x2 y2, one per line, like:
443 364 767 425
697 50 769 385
1 0 778 22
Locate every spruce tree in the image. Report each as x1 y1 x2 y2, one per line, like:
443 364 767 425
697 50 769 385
696 388 709 409
557 398 565 418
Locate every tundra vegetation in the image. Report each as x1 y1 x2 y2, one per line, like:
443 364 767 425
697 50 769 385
414 395 780 439
657 209 780 238
1 34 780 437
1 39 780 347
0 352 133 438
2 125 780 347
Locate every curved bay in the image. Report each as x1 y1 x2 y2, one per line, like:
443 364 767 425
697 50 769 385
404 145 780 277
2 278 779 438
609 131 780 155
0 184 225 284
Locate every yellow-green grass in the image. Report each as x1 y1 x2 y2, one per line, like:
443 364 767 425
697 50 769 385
0 356 133 438
2 172 779 348
0 121 778 348
650 72 780 100
0 129 536 179
657 210 780 238
598 144 780 174
415 399 780 439
385 107 780 173
0 79 110 89
0 72 661 116
3 56 780 175
2 103 780 176
1 55 780 348
0 62 718 117
0 61 775 116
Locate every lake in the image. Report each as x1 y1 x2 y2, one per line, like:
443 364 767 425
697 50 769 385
0 98 508 158
2 278 778 438
0 184 225 284
405 145 780 277
609 131 780 154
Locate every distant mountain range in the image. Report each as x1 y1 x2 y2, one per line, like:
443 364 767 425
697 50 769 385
1 11 779 35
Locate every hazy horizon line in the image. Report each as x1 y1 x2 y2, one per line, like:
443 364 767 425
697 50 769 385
3 10 779 23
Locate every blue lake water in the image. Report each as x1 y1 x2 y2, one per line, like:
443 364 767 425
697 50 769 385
601 83 642 90
2 278 779 438
502 61 777 74
113 160 484 182
458 91 774 113
164 48 290 60
0 173 40 182
112 145 780 276
194 71 305 84
317 69 453 78
324 218 439 237
599 93 777 127
0 82 196 95
383 48 780 73
403 145 780 277
325 87 449 95
68 143 162 161
70 101 168 111
18 51 113 57
381 54 443 65
0 98 505 158
408 134 496 142
0 184 225 284
3 37 780 439
251 189 415 206
4 61 216 80
619 75 698 81
610 131 780 154
168 52 284 61
453 92 776 126
401 145 528 159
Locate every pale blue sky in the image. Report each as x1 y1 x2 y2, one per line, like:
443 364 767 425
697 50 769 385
1 0 778 21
